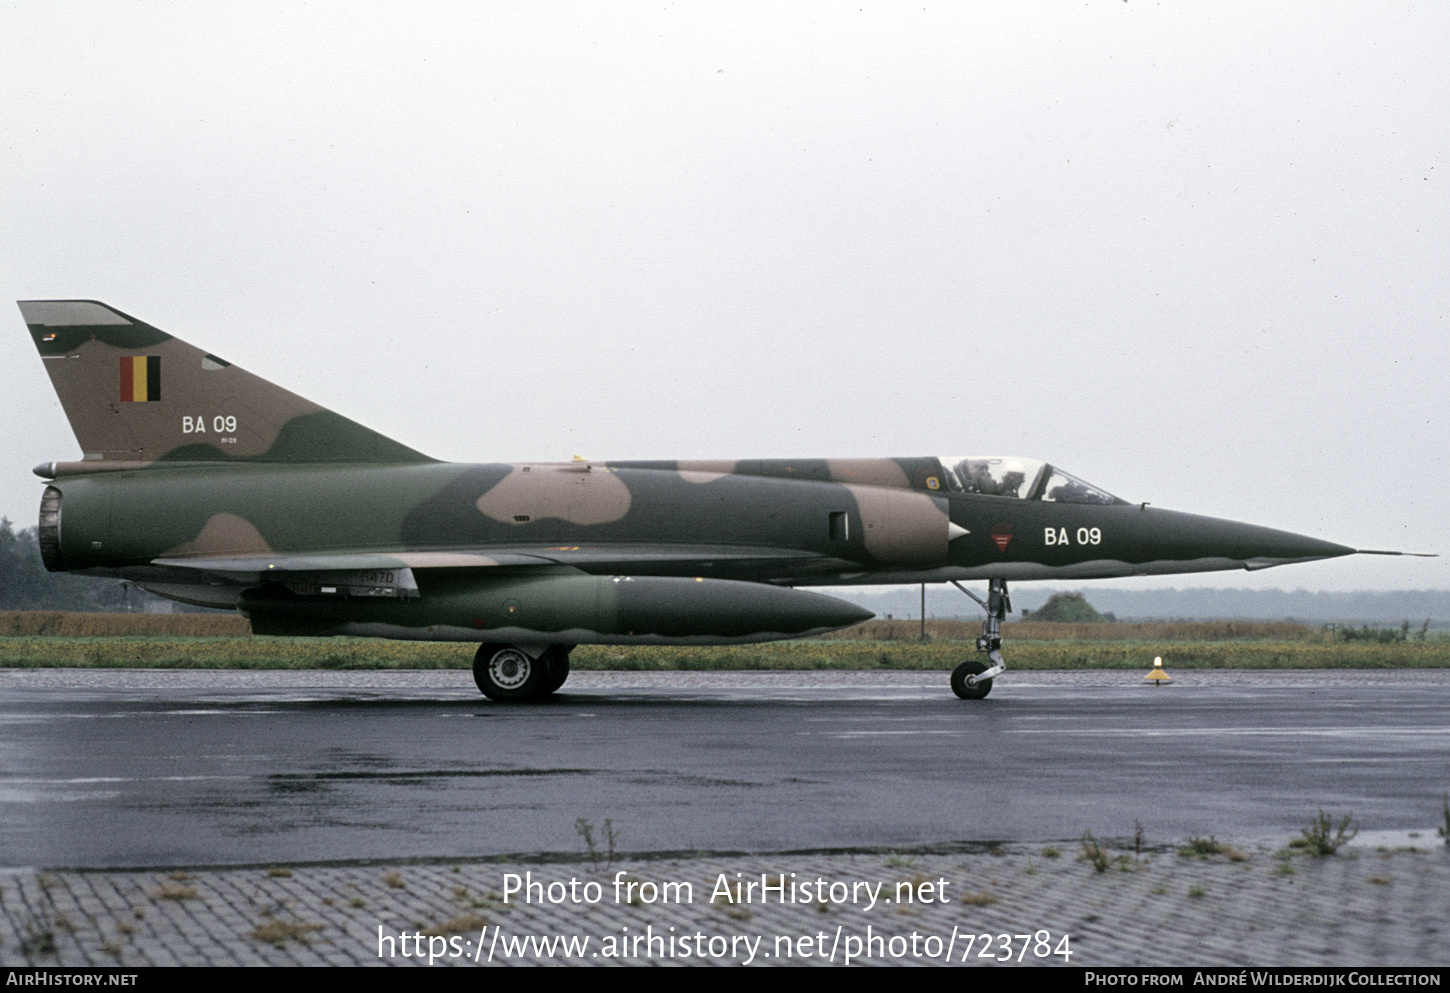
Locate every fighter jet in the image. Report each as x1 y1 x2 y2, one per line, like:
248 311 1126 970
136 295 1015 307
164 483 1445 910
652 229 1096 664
19 300 1417 701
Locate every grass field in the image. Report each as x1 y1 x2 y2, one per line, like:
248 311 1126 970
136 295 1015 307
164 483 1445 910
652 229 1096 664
0 612 1350 642
0 611 1446 670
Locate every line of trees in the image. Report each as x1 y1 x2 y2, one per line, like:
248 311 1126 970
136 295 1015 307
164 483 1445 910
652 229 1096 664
0 518 129 611
1337 619 1432 643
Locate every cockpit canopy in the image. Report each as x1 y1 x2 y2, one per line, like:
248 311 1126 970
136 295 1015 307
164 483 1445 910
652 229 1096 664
937 457 1123 504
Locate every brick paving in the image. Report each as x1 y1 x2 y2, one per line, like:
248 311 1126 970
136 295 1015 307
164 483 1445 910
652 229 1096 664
2 844 1446 966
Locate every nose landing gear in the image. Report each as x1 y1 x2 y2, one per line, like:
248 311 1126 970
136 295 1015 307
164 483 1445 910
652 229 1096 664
950 578 1009 700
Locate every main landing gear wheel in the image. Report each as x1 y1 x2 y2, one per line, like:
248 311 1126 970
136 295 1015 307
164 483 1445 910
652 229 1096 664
473 644 571 701
540 645 571 695
951 660 993 700
474 644 547 702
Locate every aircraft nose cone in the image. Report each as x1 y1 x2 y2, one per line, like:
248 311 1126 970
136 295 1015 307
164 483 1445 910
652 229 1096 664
1233 525 1355 569
1151 510 1355 569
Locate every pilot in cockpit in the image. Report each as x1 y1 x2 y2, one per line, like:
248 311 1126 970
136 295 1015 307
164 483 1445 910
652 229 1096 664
998 463 1027 498
963 460 997 495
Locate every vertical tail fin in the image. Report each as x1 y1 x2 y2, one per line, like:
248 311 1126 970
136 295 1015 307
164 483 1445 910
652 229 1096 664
20 300 433 466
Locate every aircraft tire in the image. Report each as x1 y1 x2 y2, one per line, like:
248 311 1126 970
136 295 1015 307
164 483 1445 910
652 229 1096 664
540 646 571 695
951 660 993 700
473 644 548 702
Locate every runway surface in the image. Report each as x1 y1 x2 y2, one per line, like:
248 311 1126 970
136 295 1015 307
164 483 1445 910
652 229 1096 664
2 669 1447 869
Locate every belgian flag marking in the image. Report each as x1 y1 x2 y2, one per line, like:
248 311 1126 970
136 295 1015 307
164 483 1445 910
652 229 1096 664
119 356 161 402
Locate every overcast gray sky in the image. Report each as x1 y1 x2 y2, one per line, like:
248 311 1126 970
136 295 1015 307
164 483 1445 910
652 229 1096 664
2 2 1446 595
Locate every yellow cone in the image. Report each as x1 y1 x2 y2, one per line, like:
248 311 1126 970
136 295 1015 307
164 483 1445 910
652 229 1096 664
1143 655 1172 685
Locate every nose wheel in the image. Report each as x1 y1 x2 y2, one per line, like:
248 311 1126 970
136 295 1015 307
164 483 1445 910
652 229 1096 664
950 659 993 699
950 578 1009 700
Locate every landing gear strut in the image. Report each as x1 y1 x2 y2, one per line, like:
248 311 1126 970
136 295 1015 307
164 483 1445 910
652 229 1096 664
949 578 1009 700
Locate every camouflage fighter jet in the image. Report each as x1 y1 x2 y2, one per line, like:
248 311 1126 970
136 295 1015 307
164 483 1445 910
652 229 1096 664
20 300 1420 701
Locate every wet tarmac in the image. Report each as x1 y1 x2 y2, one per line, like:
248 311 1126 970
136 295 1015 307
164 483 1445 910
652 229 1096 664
2 669 1447 869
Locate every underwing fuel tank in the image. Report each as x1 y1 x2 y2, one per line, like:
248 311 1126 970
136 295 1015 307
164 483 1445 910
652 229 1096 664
241 572 875 645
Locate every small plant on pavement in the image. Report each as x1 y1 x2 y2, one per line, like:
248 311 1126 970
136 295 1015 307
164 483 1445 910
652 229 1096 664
1288 810 1358 856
